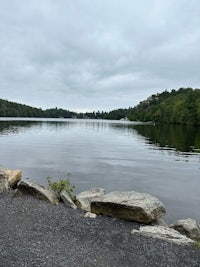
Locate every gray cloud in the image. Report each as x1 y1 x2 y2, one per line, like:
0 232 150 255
0 0 200 111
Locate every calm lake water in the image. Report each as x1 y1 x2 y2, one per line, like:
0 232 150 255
0 118 200 224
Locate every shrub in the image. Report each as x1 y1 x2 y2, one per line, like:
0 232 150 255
46 174 76 201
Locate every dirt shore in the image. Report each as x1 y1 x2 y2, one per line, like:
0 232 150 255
0 192 200 267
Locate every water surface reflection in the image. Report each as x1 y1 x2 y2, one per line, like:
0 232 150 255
131 124 200 154
0 119 199 223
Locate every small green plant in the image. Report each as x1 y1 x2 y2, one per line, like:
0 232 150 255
46 174 76 201
194 240 200 249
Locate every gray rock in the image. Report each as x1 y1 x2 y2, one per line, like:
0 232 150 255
76 188 105 211
0 172 9 193
151 218 168 227
17 180 59 205
131 226 194 245
4 169 22 188
84 212 97 219
170 218 200 241
91 191 166 223
60 190 77 209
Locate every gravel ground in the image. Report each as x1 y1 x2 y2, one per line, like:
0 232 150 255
0 192 200 267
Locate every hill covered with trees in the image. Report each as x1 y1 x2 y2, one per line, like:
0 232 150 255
0 99 43 117
0 99 77 118
1 88 200 125
128 88 200 125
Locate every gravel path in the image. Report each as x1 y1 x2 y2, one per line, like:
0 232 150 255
0 192 200 267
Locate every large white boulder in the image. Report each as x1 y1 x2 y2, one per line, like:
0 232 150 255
76 188 105 211
132 226 194 245
170 218 200 241
91 191 166 223
17 180 59 205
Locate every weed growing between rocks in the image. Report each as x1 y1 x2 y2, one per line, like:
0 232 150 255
46 174 76 201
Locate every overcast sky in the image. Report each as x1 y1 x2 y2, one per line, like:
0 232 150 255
0 0 200 112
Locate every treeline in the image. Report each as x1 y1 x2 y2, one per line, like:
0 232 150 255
105 88 200 124
0 99 43 117
1 88 200 125
0 99 76 118
128 88 200 125
0 98 130 120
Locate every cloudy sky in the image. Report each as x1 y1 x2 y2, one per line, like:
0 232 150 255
0 0 200 112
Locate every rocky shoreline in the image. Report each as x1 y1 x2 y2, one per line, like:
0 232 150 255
1 167 200 266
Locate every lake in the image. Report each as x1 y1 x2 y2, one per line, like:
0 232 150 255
0 118 200 224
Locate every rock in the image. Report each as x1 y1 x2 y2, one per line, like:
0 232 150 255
170 218 200 241
17 180 59 205
0 168 22 190
0 172 9 193
131 226 194 245
91 191 166 223
84 212 97 219
76 188 105 211
60 190 77 209
151 218 168 227
4 169 22 188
